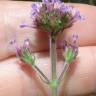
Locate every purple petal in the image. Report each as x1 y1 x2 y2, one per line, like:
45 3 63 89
42 0 49 3
60 4 73 13
20 24 28 28
45 3 54 12
32 11 38 17
23 39 30 48
63 40 68 49
60 40 68 50
10 39 22 56
10 39 18 50
31 3 39 17
74 11 84 20
32 3 38 11
59 4 66 12
51 0 61 3
10 39 16 45
16 48 22 57
20 22 34 28
72 34 78 44
75 11 81 18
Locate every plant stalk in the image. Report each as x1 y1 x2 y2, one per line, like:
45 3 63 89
50 37 57 96
34 65 50 84
58 62 69 85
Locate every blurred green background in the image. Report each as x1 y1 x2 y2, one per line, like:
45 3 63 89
20 0 96 5
63 0 96 5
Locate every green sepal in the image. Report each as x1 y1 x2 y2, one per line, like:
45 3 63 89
20 48 35 65
65 48 75 64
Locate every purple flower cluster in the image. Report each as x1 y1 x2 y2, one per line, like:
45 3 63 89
10 39 35 65
62 34 78 64
31 0 83 37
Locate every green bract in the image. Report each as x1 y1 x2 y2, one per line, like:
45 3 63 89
65 48 76 64
20 48 35 65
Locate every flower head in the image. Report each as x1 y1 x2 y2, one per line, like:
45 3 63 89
31 0 83 38
10 39 35 65
62 34 78 64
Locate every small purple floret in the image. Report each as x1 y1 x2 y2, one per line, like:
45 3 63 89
23 39 30 48
20 24 28 28
42 0 49 3
63 34 78 58
60 5 73 13
74 11 83 20
10 39 30 57
51 0 61 3
31 3 40 17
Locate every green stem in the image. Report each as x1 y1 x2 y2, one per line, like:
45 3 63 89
50 37 57 96
34 65 50 84
58 62 69 85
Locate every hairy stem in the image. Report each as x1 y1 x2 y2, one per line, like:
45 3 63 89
50 37 57 96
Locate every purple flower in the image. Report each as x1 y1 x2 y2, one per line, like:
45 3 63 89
51 0 61 3
20 0 83 38
71 10 84 23
10 39 35 65
31 3 41 17
62 34 78 64
74 11 82 19
33 1 82 31
60 4 73 13
42 0 49 3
